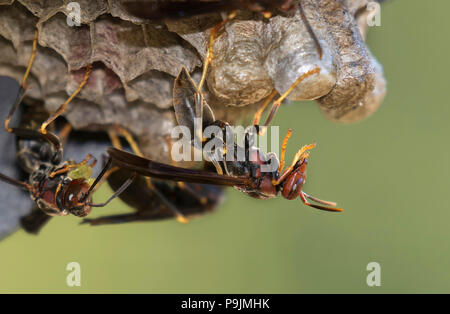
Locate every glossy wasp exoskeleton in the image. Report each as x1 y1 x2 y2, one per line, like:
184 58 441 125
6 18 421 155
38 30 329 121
0 31 134 233
105 67 342 212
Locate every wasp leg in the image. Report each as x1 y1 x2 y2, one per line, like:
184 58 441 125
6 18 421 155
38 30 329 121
4 30 38 133
49 154 94 178
252 90 278 127
77 154 120 199
89 172 136 208
197 10 237 92
82 212 165 225
82 213 145 225
84 175 198 225
109 126 189 223
58 123 72 146
78 155 136 209
81 157 114 202
40 64 92 134
10 127 63 162
91 166 119 193
258 67 321 136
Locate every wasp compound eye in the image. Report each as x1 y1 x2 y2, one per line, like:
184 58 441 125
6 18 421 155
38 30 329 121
63 179 92 217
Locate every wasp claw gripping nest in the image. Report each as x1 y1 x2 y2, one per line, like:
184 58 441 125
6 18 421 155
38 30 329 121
0 0 386 160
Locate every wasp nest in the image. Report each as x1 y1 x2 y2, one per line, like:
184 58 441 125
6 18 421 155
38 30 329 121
0 0 386 161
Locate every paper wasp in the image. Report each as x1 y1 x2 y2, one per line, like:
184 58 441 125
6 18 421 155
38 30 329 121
106 67 342 212
0 31 133 233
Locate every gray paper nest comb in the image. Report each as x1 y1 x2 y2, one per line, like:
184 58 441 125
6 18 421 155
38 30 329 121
0 0 386 161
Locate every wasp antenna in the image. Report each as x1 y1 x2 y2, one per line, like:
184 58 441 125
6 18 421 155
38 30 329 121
88 172 136 208
0 172 32 191
81 157 113 203
300 191 343 212
302 191 337 207
306 203 343 213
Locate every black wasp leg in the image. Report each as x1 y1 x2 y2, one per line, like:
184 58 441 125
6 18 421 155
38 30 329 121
150 183 189 223
82 183 188 226
81 213 147 226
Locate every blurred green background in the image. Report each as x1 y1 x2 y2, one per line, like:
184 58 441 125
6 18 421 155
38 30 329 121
1 0 449 293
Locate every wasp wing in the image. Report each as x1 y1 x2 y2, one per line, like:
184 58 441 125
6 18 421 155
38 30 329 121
20 209 53 234
107 147 251 187
173 67 215 142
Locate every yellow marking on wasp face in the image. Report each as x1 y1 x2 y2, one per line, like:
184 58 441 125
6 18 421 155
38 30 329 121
68 164 93 180
86 177 96 187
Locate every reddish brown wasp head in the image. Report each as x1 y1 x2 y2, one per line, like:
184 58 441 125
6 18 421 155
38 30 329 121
281 159 307 200
281 155 343 212
62 179 92 217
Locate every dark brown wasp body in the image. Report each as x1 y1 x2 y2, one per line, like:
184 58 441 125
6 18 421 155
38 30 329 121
121 0 296 20
106 68 342 212
10 109 93 217
0 31 133 233
0 101 131 229
0 105 103 232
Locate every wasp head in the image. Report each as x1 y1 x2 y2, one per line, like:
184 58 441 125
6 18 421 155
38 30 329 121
63 164 96 217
